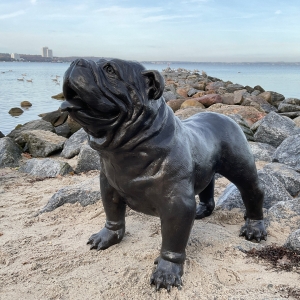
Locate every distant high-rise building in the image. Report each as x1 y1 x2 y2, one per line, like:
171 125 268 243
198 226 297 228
47 49 53 58
42 47 48 57
11 53 20 60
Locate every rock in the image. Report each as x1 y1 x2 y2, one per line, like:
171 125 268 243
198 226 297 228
54 122 72 138
192 91 206 98
167 99 186 112
193 94 222 108
66 116 82 134
267 199 300 228
227 114 254 141
207 103 265 126
38 176 101 214
284 229 300 251
225 83 244 93
281 97 300 106
250 119 263 132
293 116 300 127
244 86 254 93
180 99 205 109
263 163 300 197
51 92 65 100
192 82 206 91
269 91 285 108
20 101 32 107
272 133 300 172
8 107 23 116
0 131 5 138
0 137 22 168
19 130 66 157
251 90 261 96
221 93 235 105
175 107 205 120
163 91 177 102
259 91 272 103
254 111 297 147
176 87 189 98
7 119 55 140
253 85 265 93
278 103 300 113
248 142 276 162
205 81 225 91
19 158 73 178
233 89 249 105
41 110 69 127
75 145 101 173
217 170 292 211
61 128 88 159
278 111 300 118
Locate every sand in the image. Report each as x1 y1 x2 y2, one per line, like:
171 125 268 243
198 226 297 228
0 160 299 300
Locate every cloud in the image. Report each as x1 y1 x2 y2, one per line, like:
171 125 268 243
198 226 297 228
275 10 282 15
0 10 25 20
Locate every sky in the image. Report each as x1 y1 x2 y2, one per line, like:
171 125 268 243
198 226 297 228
1 0 300 62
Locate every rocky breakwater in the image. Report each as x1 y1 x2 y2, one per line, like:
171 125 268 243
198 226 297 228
1 67 300 254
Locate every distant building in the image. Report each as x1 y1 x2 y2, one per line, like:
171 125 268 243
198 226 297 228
47 49 53 58
42 47 48 57
11 53 20 60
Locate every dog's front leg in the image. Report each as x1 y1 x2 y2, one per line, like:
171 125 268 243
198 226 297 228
87 172 126 250
151 195 196 291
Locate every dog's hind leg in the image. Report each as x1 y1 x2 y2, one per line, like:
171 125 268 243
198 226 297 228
195 175 215 219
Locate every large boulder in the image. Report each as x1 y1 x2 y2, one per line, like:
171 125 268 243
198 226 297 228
248 142 276 162
163 91 177 102
19 130 66 157
217 170 293 211
8 107 23 116
7 119 55 141
175 107 205 120
75 145 101 173
167 99 186 112
207 103 265 126
193 94 222 108
0 137 22 168
225 83 244 93
284 229 300 251
267 199 300 229
180 99 205 109
263 163 300 197
41 110 69 127
269 91 285 108
272 133 300 172
227 114 254 141
61 128 88 159
38 176 101 214
254 111 297 147
19 158 73 178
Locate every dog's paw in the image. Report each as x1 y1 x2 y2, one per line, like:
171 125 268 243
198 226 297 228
150 258 183 292
195 201 214 219
239 218 267 242
87 227 124 250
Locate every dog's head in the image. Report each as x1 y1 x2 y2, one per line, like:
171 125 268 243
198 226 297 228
61 58 165 139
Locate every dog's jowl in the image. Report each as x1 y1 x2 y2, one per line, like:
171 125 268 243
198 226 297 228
61 58 267 291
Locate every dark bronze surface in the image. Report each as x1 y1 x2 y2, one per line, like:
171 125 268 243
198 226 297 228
61 58 267 291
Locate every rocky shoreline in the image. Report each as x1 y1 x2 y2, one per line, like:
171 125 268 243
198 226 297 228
1 68 300 298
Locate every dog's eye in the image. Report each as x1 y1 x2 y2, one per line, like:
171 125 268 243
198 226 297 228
104 65 115 75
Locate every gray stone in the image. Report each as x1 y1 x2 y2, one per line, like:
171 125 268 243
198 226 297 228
278 111 300 118
278 103 300 113
282 97 300 106
55 122 72 138
266 199 300 229
263 163 300 197
259 103 277 113
251 90 261 96
227 114 254 141
61 128 88 159
162 91 177 102
233 89 249 105
7 119 54 140
226 84 244 93
293 116 300 127
0 137 22 168
284 229 300 251
221 93 235 105
269 91 285 108
248 142 276 162
273 133 300 172
19 158 73 178
217 170 292 211
253 85 265 93
250 119 263 132
19 130 66 157
75 145 101 173
187 88 199 97
38 176 101 213
254 111 296 147
0 131 5 138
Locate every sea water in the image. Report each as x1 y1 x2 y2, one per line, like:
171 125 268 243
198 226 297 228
0 61 299 135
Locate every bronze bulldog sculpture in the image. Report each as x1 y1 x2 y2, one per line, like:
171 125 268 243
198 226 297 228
61 58 267 291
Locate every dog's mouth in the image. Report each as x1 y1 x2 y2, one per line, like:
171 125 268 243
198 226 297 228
61 83 86 112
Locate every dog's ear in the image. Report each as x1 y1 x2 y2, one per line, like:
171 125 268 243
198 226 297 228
141 70 165 100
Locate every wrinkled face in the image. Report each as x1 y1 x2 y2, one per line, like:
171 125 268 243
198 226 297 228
61 58 164 138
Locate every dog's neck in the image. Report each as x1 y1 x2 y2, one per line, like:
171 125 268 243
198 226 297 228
88 98 176 152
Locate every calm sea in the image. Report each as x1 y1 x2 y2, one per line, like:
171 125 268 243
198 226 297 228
1 61 299 135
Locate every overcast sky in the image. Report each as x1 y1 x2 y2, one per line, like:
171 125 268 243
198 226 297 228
1 0 300 62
